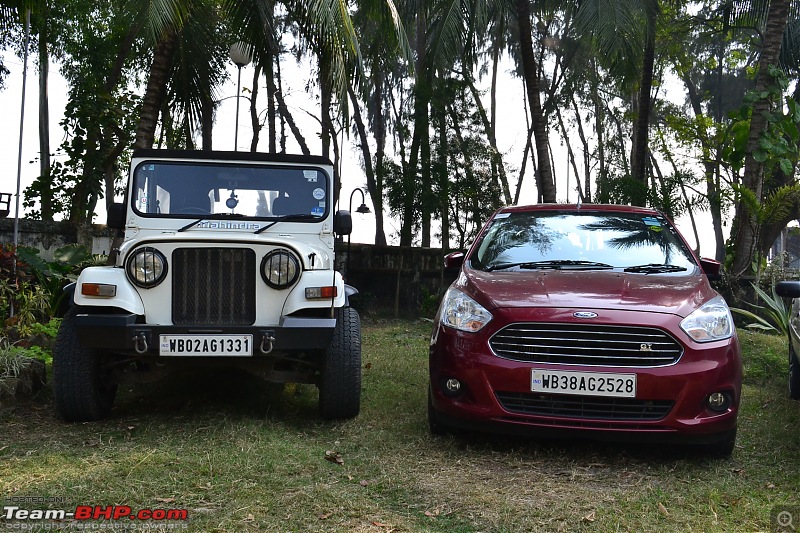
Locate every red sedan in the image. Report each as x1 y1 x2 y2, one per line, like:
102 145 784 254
428 204 742 456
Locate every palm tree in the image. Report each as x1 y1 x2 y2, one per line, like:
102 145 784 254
730 0 793 276
573 0 661 206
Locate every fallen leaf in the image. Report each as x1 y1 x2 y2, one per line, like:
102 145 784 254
583 511 596 522
155 497 176 503
766 483 776 489
324 450 344 465
242 514 255 522
372 521 390 527
658 502 668 516
319 513 332 520
424 509 440 517
365 362 373 369
359 480 369 487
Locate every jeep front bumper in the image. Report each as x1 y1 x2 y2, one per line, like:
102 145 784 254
74 313 336 355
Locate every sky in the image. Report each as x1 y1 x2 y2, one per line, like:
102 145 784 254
0 48 724 257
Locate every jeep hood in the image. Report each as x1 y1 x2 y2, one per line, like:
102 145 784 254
457 268 716 318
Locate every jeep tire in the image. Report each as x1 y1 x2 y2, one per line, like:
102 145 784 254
318 306 361 419
53 307 118 421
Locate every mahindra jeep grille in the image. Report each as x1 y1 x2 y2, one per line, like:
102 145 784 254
172 248 256 326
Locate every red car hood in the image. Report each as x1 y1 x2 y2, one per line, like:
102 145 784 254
458 268 715 318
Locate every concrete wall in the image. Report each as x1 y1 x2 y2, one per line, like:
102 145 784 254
0 218 117 260
0 219 457 316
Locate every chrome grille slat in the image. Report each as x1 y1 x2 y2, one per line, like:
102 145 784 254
172 248 256 326
496 391 674 421
490 323 683 366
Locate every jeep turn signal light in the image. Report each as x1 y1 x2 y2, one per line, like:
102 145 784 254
305 286 337 299
81 283 117 297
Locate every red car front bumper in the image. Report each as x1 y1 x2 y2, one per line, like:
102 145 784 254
429 307 742 444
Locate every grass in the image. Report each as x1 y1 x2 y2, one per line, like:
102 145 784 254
1 319 800 532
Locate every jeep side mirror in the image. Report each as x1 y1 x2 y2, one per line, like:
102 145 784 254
107 202 125 230
334 210 352 236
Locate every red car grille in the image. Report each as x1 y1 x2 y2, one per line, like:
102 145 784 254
172 248 256 326
489 323 683 366
495 391 673 421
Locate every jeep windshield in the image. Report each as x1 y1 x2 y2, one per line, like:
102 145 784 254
470 211 697 273
131 160 329 220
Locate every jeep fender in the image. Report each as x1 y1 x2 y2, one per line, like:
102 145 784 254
72 266 145 315
282 270 346 315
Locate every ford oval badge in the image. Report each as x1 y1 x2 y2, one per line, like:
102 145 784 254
573 311 598 319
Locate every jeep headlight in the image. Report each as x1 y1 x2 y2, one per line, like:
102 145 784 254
126 247 167 288
680 295 734 342
261 249 300 289
439 287 492 333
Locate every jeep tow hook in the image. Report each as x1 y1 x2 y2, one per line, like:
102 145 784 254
260 333 276 355
133 333 149 354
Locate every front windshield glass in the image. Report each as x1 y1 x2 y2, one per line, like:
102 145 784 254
470 211 697 272
131 161 329 219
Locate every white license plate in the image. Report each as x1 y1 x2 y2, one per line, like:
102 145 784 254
159 335 253 356
531 369 636 398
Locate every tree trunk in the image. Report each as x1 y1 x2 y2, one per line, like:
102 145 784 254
250 65 262 152
371 68 388 245
730 0 791 276
37 19 51 220
514 0 555 203
134 28 179 150
266 52 277 153
400 10 428 246
630 27 656 206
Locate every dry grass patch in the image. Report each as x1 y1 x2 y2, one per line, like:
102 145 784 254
0 320 798 532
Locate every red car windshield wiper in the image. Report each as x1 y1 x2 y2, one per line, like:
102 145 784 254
485 260 614 272
623 263 688 274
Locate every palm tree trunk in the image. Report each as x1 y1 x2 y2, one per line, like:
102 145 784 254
630 27 656 206
372 68 388 246
134 28 179 150
514 0 555 203
731 0 791 276
250 65 262 152
37 18 51 220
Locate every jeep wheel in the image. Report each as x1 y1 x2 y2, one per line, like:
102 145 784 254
318 306 361 419
53 307 118 421
790 343 800 400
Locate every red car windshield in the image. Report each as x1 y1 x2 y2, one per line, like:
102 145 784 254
470 211 697 272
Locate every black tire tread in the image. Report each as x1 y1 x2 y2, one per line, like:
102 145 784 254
318 307 362 419
52 307 117 422
790 344 800 400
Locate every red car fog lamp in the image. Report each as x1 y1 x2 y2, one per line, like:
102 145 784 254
305 286 338 299
441 377 463 397
707 392 732 412
81 283 117 298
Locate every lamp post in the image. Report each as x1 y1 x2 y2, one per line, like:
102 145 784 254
347 188 371 279
228 42 252 151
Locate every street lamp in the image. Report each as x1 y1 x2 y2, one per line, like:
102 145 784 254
347 188 371 279
229 42 252 151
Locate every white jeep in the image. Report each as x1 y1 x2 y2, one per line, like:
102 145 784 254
53 149 361 421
